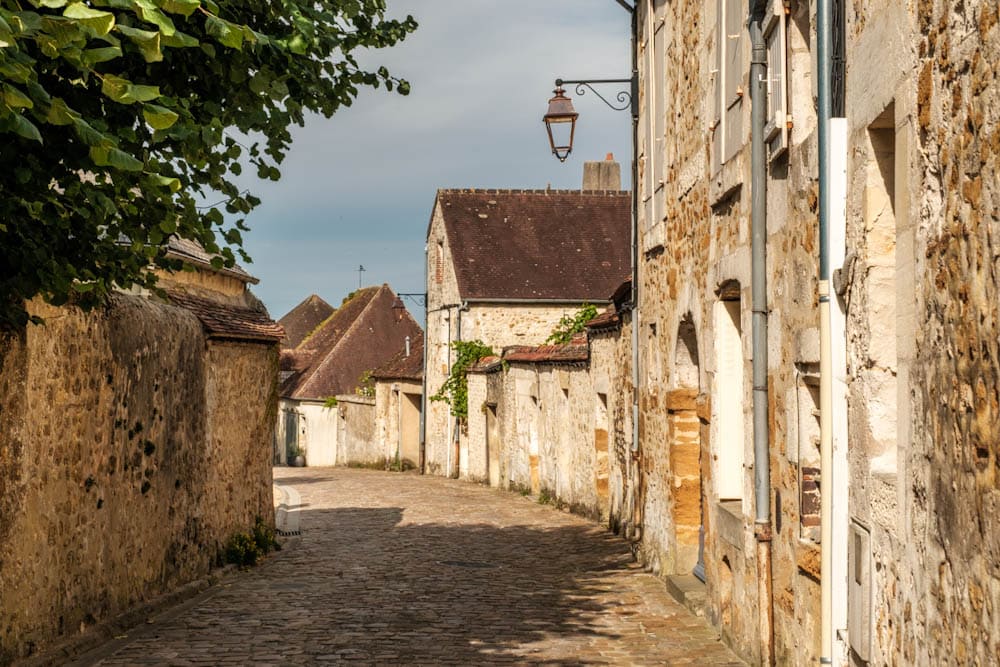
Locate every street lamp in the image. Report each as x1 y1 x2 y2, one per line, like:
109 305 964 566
542 77 637 161
543 86 579 162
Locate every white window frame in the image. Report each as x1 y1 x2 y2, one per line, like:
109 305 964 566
763 0 788 159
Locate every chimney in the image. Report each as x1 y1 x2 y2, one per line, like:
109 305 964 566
582 153 622 190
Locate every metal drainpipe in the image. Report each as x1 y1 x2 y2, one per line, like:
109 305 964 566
419 246 428 474
452 301 469 479
627 0 642 547
749 3 774 664
817 0 835 659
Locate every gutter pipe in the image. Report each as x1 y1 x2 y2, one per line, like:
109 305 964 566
817 0 834 660
749 2 774 664
419 246 429 473
452 301 469 478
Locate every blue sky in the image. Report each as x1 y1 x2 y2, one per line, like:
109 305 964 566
239 1 632 319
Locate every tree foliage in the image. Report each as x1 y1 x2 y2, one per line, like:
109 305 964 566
546 303 598 344
430 339 494 420
0 0 416 328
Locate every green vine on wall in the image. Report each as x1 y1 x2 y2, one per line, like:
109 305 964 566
546 304 599 344
430 339 494 420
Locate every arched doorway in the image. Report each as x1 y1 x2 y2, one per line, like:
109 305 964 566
668 316 703 576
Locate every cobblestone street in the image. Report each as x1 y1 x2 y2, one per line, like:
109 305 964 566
78 468 743 666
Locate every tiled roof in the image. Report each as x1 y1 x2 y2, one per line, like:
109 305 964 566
435 189 630 301
503 333 589 365
371 330 424 381
278 294 335 348
585 308 621 330
467 355 503 373
282 285 424 400
166 236 257 284
166 290 283 343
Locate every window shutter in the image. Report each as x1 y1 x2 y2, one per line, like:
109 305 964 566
764 0 788 159
722 0 743 162
711 0 724 173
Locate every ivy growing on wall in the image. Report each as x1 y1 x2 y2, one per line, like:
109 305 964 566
430 339 494 420
546 304 598 344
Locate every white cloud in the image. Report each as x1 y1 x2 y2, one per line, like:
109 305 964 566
243 0 634 319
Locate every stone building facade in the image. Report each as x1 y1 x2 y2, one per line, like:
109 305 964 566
424 186 630 478
0 249 281 662
618 0 1000 663
463 292 634 523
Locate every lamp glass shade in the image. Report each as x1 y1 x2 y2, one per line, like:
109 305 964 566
543 87 578 162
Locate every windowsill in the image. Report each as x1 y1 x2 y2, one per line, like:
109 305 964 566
716 499 744 549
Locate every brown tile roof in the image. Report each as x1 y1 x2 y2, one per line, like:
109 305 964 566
434 189 630 301
166 236 257 283
166 290 283 343
371 330 424 381
282 285 424 400
585 308 621 330
467 354 503 373
503 333 589 365
278 294 335 348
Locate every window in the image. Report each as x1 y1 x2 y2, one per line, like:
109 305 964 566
712 0 745 171
763 0 788 159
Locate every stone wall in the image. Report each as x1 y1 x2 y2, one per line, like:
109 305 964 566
374 379 422 470
464 320 633 524
335 395 378 467
867 0 1000 663
0 295 277 662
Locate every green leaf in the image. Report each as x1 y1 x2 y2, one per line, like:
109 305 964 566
116 24 162 62
161 30 198 48
90 145 143 171
159 0 201 17
142 103 178 129
5 112 42 142
205 14 243 49
82 46 122 64
101 74 160 103
3 84 33 109
159 217 177 233
63 4 115 36
133 0 176 36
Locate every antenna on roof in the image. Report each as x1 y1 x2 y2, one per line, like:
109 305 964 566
358 265 365 289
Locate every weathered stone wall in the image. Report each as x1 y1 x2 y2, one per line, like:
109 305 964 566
861 0 1000 663
0 295 276 662
375 379 422 471
631 0 827 661
589 322 636 538
335 395 378 467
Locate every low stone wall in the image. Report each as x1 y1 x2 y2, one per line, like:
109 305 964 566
0 295 277 662
464 323 633 523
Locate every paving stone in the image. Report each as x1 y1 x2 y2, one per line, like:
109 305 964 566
80 468 743 665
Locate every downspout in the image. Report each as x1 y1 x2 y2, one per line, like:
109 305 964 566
628 4 641 540
817 0 835 659
452 301 469 479
419 246 428 474
749 3 774 664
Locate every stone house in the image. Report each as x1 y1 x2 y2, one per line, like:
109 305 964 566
617 0 1000 663
462 280 635 524
276 284 422 467
0 237 282 661
424 178 631 478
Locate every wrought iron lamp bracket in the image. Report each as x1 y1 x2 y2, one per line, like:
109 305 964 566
555 76 638 118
